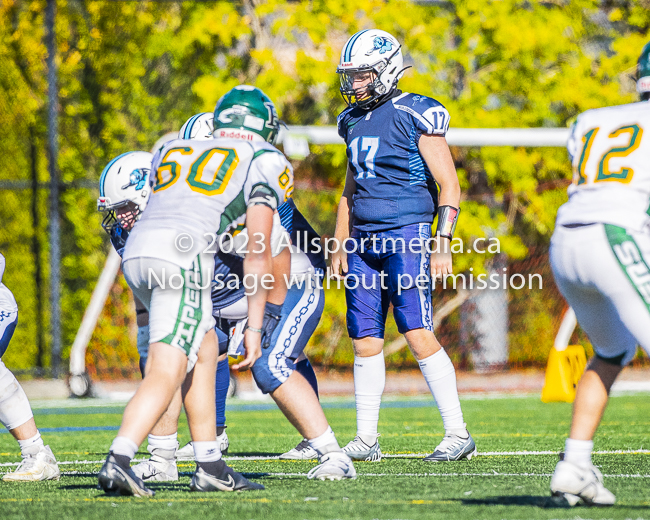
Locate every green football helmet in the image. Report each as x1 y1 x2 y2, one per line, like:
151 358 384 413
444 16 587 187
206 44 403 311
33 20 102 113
213 85 281 145
638 41 650 101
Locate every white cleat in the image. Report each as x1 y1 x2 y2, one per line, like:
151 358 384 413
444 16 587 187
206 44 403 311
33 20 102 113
550 460 616 506
176 431 229 461
131 447 178 482
279 439 318 460
3 445 60 482
424 431 477 462
175 442 195 461
307 451 356 481
342 436 382 462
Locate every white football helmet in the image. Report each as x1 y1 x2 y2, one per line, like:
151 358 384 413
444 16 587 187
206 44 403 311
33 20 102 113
337 29 404 109
179 112 214 140
97 151 153 234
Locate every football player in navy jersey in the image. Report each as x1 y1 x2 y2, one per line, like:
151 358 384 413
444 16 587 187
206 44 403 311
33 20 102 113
331 29 475 462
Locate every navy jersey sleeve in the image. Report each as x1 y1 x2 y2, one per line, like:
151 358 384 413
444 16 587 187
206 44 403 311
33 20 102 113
212 251 245 311
337 106 355 142
393 95 450 136
277 199 295 235
110 226 129 258
277 199 326 272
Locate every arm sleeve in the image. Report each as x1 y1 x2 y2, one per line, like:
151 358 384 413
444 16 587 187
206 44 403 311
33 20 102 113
277 199 295 234
337 109 350 140
415 101 450 136
0 253 4 285
395 96 450 136
245 150 294 210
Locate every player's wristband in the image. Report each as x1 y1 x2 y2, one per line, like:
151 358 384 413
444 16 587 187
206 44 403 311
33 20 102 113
435 206 460 240
246 326 263 334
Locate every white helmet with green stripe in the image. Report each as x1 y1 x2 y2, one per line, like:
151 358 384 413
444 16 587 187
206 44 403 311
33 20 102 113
337 29 404 109
179 112 214 140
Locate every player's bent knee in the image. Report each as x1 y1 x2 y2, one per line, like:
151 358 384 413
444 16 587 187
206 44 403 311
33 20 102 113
588 354 626 391
251 359 293 394
0 363 34 430
594 352 626 367
146 343 188 381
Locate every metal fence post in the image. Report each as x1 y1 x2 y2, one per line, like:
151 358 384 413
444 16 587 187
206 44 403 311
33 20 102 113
46 0 61 378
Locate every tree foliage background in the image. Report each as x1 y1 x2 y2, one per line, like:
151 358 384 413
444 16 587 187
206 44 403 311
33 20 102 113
0 0 648 375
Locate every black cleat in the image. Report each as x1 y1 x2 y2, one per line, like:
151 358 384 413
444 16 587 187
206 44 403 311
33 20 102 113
190 463 265 492
97 453 155 497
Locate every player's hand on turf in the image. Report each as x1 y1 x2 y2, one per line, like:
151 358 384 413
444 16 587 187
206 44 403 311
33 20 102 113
330 249 348 280
233 329 262 371
430 237 452 281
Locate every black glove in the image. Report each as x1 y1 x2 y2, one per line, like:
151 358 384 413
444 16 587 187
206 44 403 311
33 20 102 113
260 302 283 349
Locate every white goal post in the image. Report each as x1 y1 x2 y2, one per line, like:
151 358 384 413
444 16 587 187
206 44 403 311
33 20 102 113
67 126 571 396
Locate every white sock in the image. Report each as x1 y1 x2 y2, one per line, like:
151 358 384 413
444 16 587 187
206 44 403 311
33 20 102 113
18 431 44 456
148 433 178 458
354 352 385 446
109 436 139 460
564 438 593 468
418 349 466 434
308 426 340 457
193 441 222 462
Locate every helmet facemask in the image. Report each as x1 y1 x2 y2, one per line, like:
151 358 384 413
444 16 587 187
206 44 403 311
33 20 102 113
337 46 401 109
339 65 386 109
100 200 143 236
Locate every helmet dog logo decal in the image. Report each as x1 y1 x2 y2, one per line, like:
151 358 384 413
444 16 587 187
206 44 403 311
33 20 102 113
121 168 149 191
366 36 393 56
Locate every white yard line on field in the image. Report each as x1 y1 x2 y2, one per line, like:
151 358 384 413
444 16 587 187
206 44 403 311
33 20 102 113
8 470 650 479
1 448 648 467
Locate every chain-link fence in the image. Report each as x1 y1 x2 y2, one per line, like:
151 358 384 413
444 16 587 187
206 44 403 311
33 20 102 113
3 0 643 381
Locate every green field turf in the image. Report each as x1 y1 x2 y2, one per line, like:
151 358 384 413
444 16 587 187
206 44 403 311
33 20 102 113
1 394 649 519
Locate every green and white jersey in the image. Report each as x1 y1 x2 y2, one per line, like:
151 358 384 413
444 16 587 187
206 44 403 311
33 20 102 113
123 137 294 269
557 101 650 232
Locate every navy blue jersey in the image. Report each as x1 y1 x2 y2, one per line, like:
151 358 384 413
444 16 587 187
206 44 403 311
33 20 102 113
212 251 245 311
277 199 326 272
337 91 449 232
110 225 129 258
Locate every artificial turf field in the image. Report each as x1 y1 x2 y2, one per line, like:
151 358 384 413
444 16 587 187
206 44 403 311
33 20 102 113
1 394 649 519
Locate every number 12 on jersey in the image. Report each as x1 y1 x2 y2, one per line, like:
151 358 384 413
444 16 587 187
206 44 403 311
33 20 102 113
349 137 380 180
576 124 643 185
